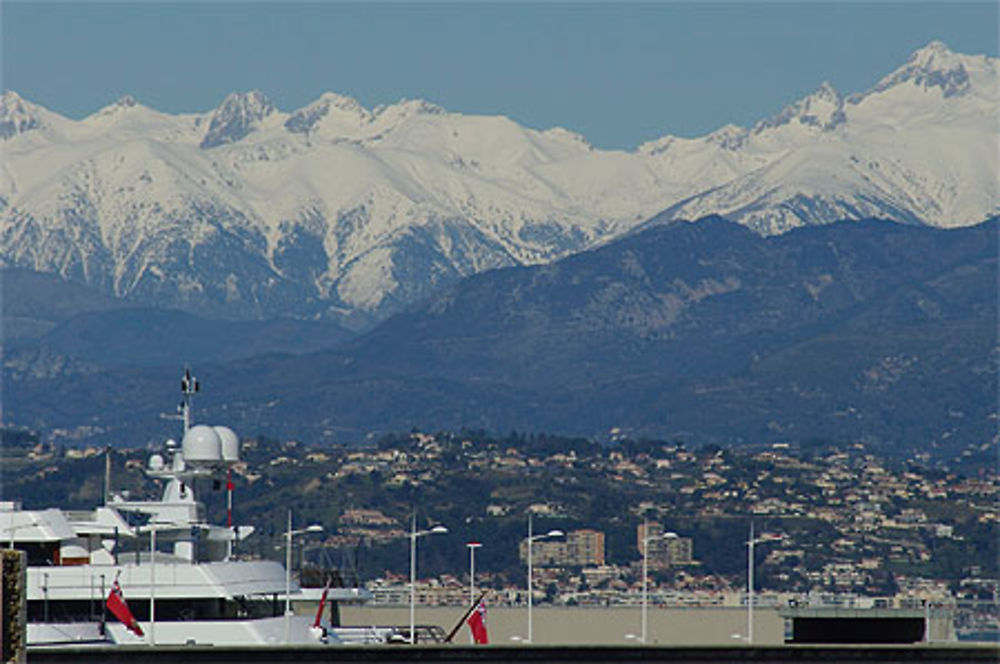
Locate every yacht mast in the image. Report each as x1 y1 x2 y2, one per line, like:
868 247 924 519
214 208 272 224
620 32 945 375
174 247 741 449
104 445 111 505
180 367 199 435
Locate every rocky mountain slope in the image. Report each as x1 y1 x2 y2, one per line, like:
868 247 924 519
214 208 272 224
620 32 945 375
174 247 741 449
5 217 994 461
1 42 996 325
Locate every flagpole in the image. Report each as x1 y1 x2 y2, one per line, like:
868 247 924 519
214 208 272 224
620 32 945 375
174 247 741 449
443 590 488 643
100 574 106 637
313 578 332 629
467 542 481 644
150 527 156 646
527 512 532 644
226 469 234 560
409 513 416 644
108 570 144 639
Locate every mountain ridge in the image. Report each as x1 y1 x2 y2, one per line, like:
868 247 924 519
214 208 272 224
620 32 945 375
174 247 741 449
1 42 996 325
4 216 994 462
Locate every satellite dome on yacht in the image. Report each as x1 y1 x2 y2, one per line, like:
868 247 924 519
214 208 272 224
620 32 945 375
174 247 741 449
148 453 165 471
213 425 240 463
182 424 222 463
3 367 376 651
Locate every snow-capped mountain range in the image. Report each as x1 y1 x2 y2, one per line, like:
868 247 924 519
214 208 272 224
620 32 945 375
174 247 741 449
1 41 996 325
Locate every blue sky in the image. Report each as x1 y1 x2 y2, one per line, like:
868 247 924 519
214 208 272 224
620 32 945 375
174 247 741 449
3 1 997 149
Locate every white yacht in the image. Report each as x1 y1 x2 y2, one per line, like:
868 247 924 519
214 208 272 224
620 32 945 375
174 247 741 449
3 369 380 648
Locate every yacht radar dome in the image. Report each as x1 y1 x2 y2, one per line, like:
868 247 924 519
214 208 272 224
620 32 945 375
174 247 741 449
148 454 165 471
214 426 240 463
182 425 222 464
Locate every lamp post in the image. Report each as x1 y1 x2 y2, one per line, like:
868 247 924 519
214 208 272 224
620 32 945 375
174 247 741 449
640 519 678 644
466 541 483 643
283 510 324 644
140 520 216 645
150 526 156 645
525 513 563 644
408 515 448 644
5 515 38 550
134 522 169 646
745 523 781 645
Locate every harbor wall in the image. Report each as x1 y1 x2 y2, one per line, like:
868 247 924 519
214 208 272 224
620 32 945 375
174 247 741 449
26 644 1000 664
339 605 784 646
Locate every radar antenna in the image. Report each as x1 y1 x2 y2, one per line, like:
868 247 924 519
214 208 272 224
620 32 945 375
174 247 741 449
179 367 200 434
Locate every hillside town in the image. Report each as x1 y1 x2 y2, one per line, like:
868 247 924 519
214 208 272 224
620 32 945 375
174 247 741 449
5 428 996 620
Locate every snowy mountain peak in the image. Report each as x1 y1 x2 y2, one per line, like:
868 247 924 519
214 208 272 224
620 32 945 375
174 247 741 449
113 94 139 109
910 40 964 69
705 124 749 150
812 81 841 103
541 126 594 150
1 44 996 324
200 90 277 148
373 98 446 123
868 41 972 98
755 81 845 134
0 90 44 139
316 91 366 113
91 95 144 118
391 98 446 116
285 91 372 135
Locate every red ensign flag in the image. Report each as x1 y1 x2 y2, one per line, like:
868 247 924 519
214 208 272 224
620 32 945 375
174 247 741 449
466 600 488 644
106 576 144 637
313 580 332 628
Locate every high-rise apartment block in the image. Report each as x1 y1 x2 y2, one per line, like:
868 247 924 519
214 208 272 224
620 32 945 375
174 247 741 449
519 529 606 567
637 522 694 569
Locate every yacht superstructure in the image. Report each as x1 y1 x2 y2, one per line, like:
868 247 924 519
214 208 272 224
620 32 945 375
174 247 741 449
3 369 373 648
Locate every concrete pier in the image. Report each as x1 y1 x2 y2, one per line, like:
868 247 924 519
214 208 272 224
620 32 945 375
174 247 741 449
26 643 1000 664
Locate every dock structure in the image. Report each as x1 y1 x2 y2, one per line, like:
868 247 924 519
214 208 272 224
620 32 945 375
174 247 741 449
780 606 956 644
25 643 1000 664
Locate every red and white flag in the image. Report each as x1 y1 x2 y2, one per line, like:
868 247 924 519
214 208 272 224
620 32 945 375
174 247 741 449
313 579 332 629
106 575 144 637
466 600 488 644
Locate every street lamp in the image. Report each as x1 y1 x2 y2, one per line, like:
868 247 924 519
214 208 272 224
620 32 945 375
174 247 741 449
409 515 448 644
467 541 482 644
135 521 171 646
745 523 781 645
284 510 324 644
525 513 563 644
5 514 38 550
640 518 678 644
466 541 483 605
150 526 156 645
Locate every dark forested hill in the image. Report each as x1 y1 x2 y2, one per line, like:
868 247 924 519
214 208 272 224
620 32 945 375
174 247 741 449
4 217 996 461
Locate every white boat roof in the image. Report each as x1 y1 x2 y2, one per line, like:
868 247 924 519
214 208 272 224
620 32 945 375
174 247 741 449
64 506 134 537
0 507 75 542
293 586 374 602
201 559 298 597
27 560 296 601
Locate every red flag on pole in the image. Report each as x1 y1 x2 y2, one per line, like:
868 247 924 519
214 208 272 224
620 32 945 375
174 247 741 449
106 575 144 637
466 600 488 644
226 468 234 527
313 579 332 628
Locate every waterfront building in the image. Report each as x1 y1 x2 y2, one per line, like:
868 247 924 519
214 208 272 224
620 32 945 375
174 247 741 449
637 522 694 569
518 529 607 567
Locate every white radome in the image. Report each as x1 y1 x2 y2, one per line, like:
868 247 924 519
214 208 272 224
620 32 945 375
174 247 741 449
214 425 240 463
181 424 222 463
148 453 165 471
